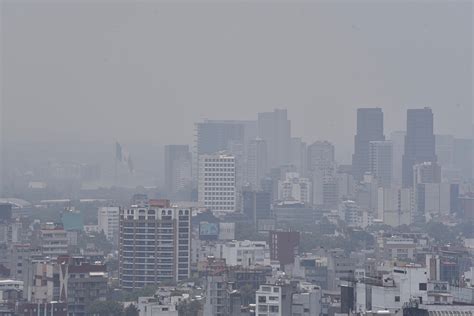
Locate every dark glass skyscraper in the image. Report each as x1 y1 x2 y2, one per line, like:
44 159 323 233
402 107 437 188
352 108 385 182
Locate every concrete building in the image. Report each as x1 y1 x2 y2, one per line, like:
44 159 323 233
97 206 120 243
351 265 431 314
137 296 179 316
198 153 236 212
377 187 412 226
352 108 385 182
402 108 437 188
416 182 459 221
291 284 322 316
256 284 282 315
369 141 393 188
203 274 242 316
242 190 271 226
273 202 319 227
59 257 108 316
277 173 312 205
413 161 441 186
39 223 68 259
220 240 270 268
269 231 300 266
376 235 416 261
119 204 190 289
258 109 291 169
307 141 338 209
337 165 355 201
355 174 379 216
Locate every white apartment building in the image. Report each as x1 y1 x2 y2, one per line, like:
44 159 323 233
194 240 270 268
119 206 191 290
377 187 413 226
256 284 282 316
198 153 236 212
354 265 429 314
40 222 68 259
278 172 312 204
98 206 120 242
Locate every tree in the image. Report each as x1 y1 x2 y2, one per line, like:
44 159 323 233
122 286 158 302
178 300 202 316
86 300 124 316
124 304 139 316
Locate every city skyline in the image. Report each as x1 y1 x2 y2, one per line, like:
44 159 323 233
1 1 472 156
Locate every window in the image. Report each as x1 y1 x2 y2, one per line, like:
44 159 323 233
419 283 427 291
395 296 400 302
258 296 266 303
258 305 268 312
269 306 279 313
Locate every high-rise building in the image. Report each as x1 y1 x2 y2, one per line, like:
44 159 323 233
412 161 443 223
119 204 190 289
413 161 441 186
435 135 455 169
377 187 412 226
290 137 307 175
352 108 385 182
246 138 268 190
195 120 245 156
369 141 393 188
40 222 68 259
307 141 337 208
390 131 406 187
242 190 271 225
307 141 335 176
416 182 459 220
277 173 312 205
454 138 473 180
164 145 192 196
269 231 300 265
337 165 355 201
402 108 437 187
258 109 291 169
198 153 236 212
97 206 120 243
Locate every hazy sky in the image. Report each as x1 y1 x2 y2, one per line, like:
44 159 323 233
1 0 472 161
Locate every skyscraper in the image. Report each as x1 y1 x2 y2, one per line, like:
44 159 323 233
307 141 335 176
390 131 406 187
258 109 291 169
198 152 236 212
369 140 393 188
164 145 192 196
242 190 271 225
402 107 437 188
290 137 307 175
119 202 190 290
352 108 385 182
246 138 268 190
307 141 338 209
195 120 245 156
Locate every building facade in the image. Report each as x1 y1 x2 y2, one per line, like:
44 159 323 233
119 205 190 289
198 153 236 212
